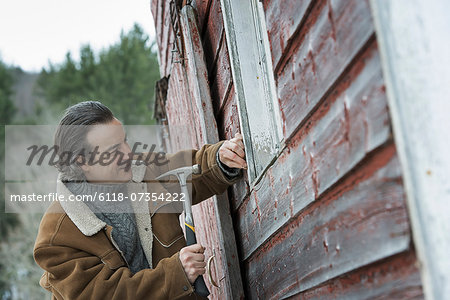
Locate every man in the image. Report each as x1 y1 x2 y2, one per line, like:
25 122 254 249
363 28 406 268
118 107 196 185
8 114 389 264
33 101 246 299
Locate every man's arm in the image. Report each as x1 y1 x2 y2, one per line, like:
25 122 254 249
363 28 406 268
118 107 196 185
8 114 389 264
190 141 241 203
136 134 246 205
173 134 246 204
34 245 193 299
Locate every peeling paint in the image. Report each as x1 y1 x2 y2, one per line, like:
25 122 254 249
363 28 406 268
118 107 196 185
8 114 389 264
153 0 420 298
327 0 337 42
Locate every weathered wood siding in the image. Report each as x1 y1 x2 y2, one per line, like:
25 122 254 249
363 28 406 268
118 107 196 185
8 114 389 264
151 2 243 299
151 0 424 298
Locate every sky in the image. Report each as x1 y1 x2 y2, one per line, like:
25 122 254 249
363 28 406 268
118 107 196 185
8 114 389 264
0 0 156 72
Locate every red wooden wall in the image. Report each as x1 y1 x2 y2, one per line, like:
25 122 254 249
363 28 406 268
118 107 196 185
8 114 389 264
151 0 424 298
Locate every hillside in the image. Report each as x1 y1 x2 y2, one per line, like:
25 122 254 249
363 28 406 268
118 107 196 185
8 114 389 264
9 68 40 119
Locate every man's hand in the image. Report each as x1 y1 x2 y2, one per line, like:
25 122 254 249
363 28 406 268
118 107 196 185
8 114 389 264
218 133 247 169
179 244 206 284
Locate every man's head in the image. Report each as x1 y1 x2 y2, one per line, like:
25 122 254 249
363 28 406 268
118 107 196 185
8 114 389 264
54 101 132 183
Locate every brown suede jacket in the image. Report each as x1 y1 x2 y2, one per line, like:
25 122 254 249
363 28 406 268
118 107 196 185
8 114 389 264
33 141 241 299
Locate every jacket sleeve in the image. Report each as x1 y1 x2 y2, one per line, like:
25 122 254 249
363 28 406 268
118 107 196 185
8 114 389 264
149 141 242 205
191 141 242 204
34 245 193 299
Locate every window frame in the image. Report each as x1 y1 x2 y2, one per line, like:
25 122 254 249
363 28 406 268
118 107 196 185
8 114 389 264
220 0 284 186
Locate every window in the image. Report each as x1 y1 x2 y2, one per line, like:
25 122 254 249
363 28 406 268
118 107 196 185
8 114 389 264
221 0 283 185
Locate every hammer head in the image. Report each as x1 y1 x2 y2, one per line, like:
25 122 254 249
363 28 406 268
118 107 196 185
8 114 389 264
155 164 201 185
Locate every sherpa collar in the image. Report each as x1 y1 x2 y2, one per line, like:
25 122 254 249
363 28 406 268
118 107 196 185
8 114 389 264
57 161 153 268
57 161 147 236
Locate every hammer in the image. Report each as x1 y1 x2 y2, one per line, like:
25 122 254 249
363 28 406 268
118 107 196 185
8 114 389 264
156 164 210 297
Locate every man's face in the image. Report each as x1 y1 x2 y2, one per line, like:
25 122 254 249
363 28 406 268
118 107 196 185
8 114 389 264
80 118 132 183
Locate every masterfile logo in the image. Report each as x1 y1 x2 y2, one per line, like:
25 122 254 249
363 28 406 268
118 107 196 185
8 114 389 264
4 125 192 213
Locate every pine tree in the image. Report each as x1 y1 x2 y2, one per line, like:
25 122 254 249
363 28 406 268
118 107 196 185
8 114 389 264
38 23 160 125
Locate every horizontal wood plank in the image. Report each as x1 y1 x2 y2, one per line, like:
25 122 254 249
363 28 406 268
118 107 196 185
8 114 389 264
216 85 239 140
293 251 423 299
277 0 374 140
244 144 411 298
263 0 312 71
192 0 211 34
210 35 232 115
202 0 224 75
236 42 391 259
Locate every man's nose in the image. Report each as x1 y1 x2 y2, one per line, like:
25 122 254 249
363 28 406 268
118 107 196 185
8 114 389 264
121 142 133 159
123 142 132 159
